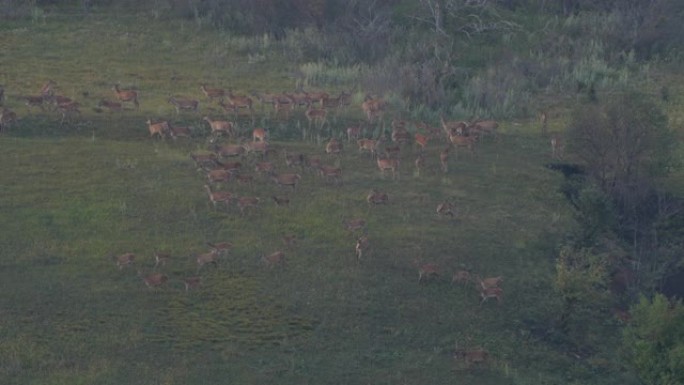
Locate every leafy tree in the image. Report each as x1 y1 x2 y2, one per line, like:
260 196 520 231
565 91 677 249
622 294 684 385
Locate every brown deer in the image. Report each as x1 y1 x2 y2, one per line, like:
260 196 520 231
226 90 253 114
207 242 233 256
139 271 168 289
242 141 270 158
305 106 327 129
479 286 503 305
436 201 457 218
206 169 233 184
376 156 400 180
146 119 170 139
203 116 234 138
439 147 450 173
200 84 225 102
112 84 139 109
448 134 477 157
236 196 260 216
262 250 286 268
346 125 362 142
551 133 564 160
112 253 135 270
361 95 386 123
272 195 290 207
203 185 233 209
468 119 499 141
357 138 381 158
454 348 489 367
168 125 192 140
440 115 467 138
325 138 343 155
254 161 275 175
168 97 199 114
252 127 268 142
415 133 429 152
367 189 389 206
415 153 425 176
318 165 342 185
97 99 122 113
270 172 302 190
183 276 202 292
355 235 369 261
153 252 171 268
477 275 503 290
414 259 439 284
451 270 472 286
214 144 245 159
196 249 220 271
344 218 366 233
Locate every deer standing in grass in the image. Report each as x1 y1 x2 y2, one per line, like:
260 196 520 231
414 259 439 284
355 235 369 261
200 84 225 102
139 271 168 289
262 251 286 268
305 106 327 130
113 253 135 270
183 276 202 292
168 97 199 114
551 133 564 160
376 156 399 180
112 84 139 109
196 249 220 271
367 189 389 206
203 116 234 139
204 185 233 210
270 172 302 191
146 119 169 139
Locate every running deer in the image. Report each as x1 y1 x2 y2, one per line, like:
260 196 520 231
112 84 139 109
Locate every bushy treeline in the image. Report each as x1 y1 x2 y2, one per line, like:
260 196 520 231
4 0 683 118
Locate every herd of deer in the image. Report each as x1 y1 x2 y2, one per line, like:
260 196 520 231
1 80 520 368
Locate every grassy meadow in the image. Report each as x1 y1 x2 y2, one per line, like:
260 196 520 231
0 9 651 385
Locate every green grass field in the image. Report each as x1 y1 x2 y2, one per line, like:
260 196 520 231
0 11 647 385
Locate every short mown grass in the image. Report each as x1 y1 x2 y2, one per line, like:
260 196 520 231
0 10 640 385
